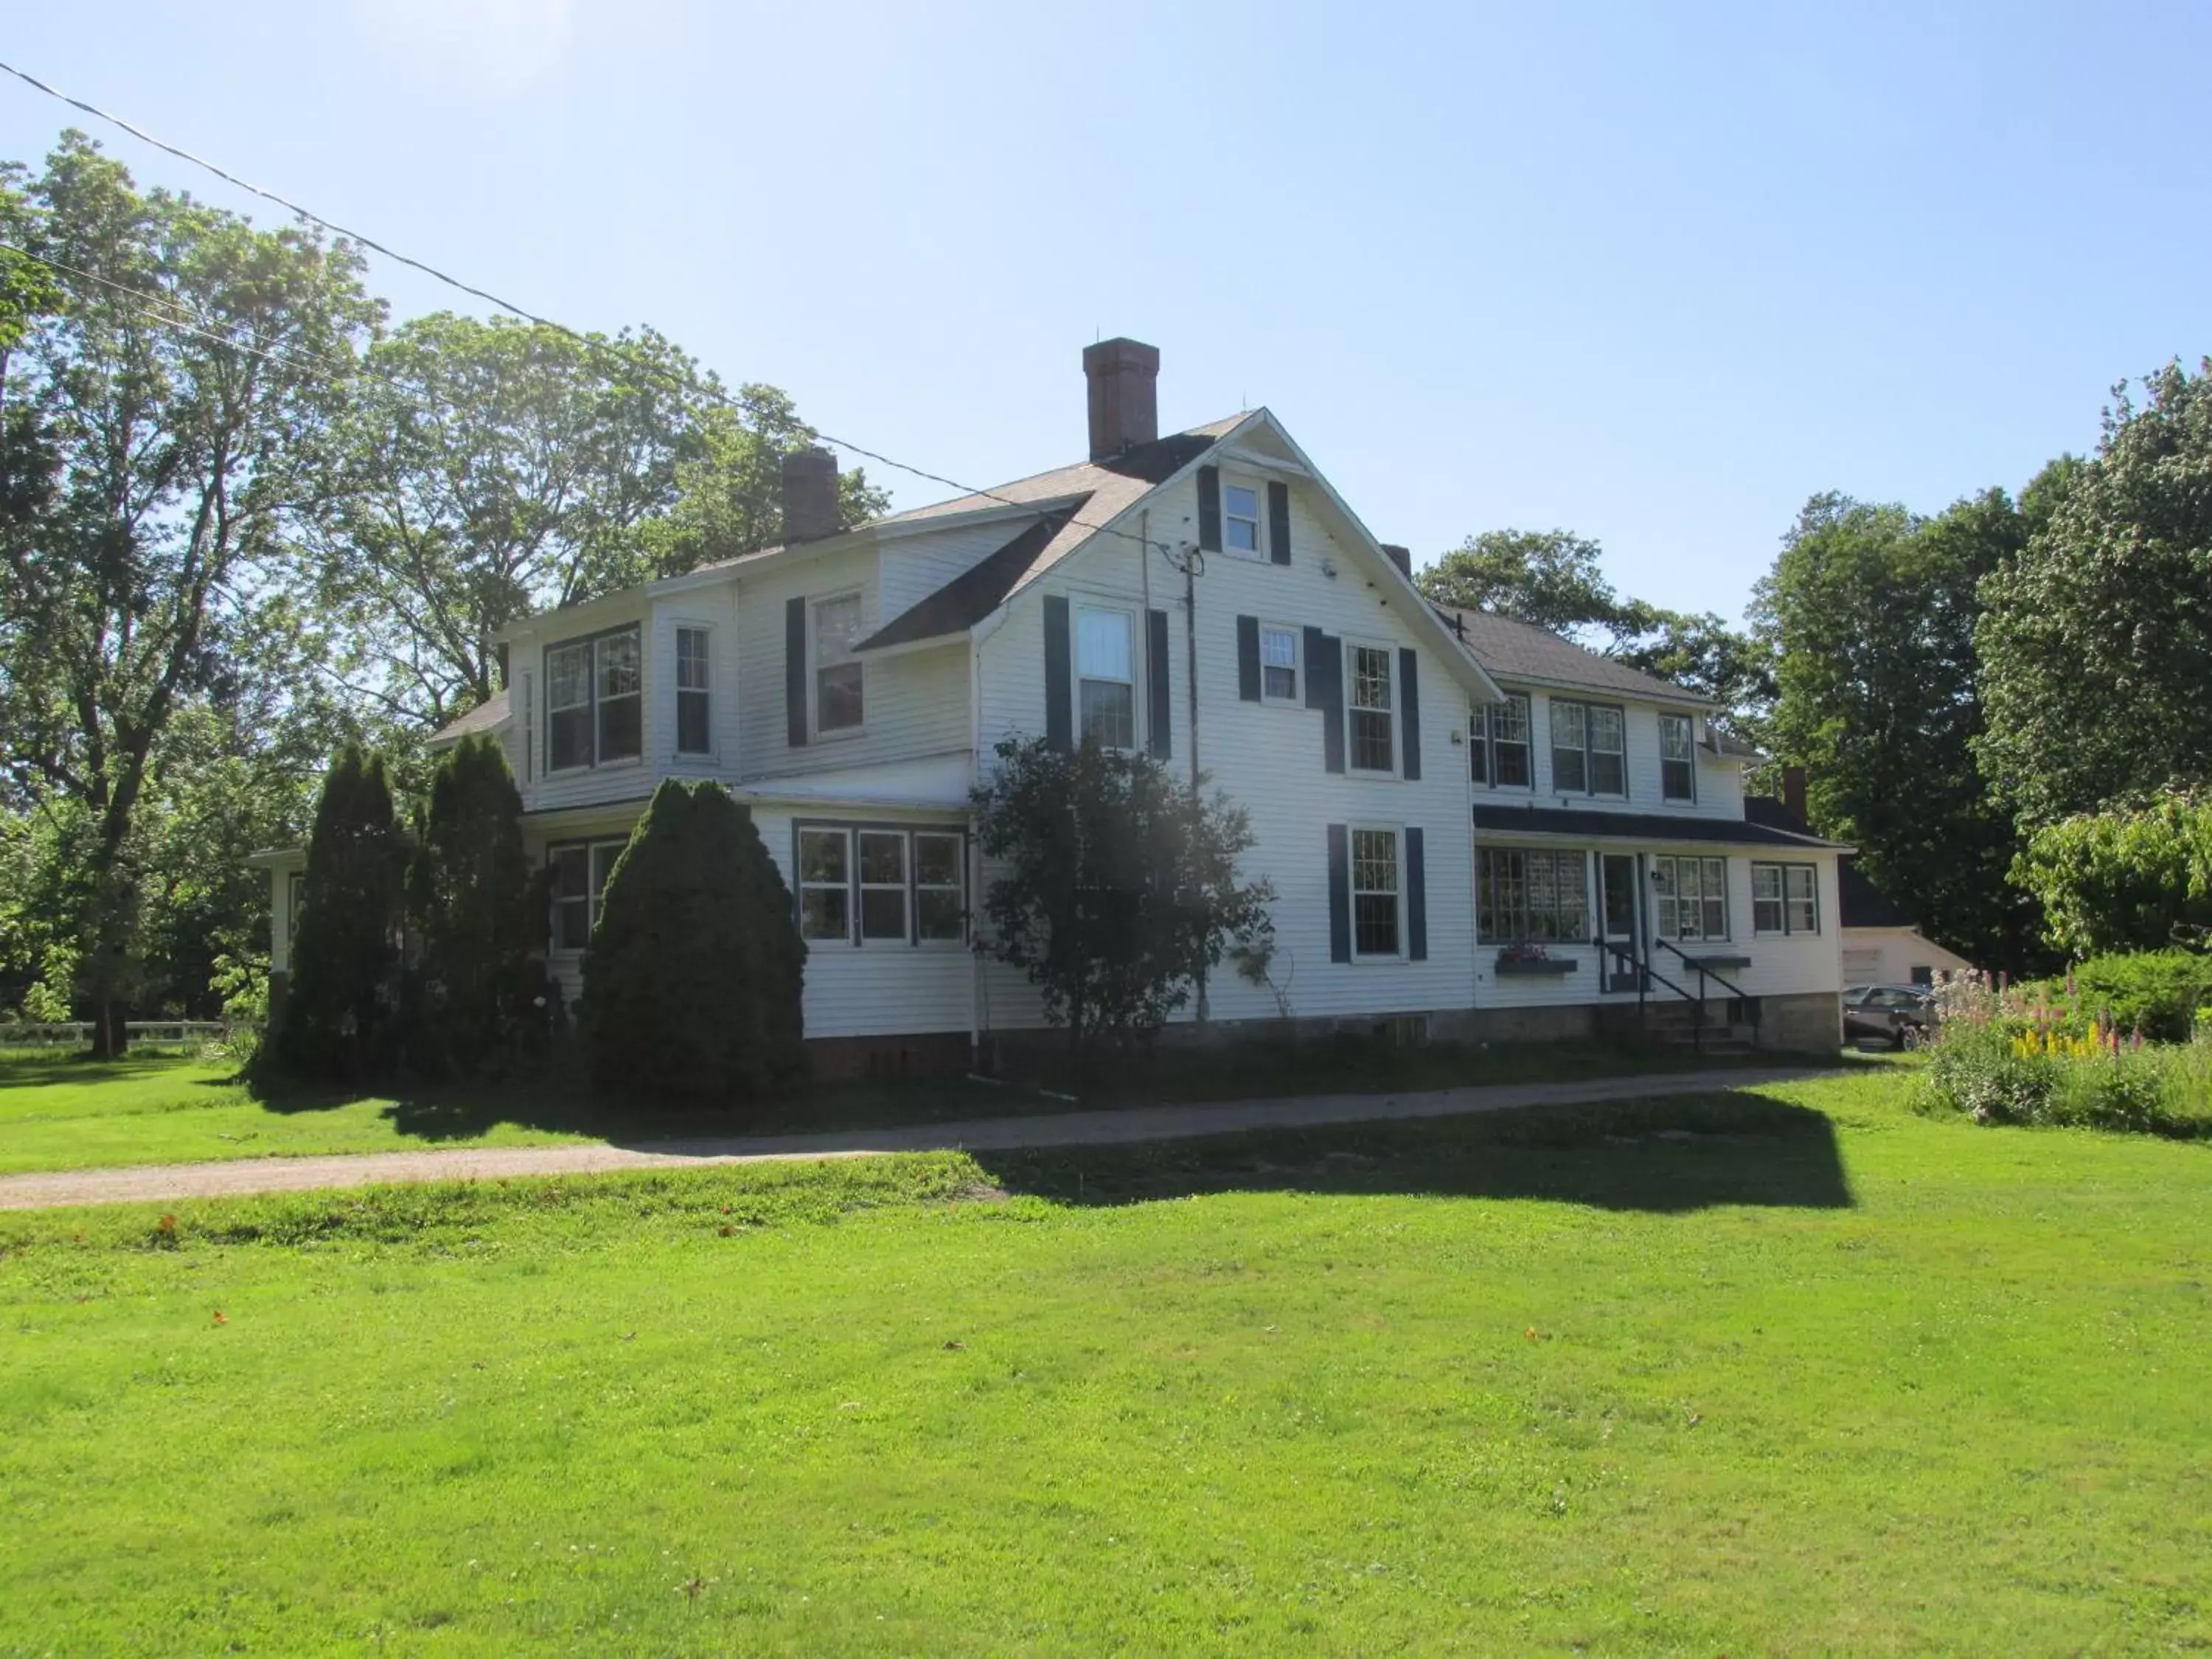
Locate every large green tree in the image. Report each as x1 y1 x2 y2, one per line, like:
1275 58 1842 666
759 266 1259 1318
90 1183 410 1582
1417 529 1772 737
0 133 378 1054
1751 489 2047 970
301 318 886 731
278 745 406 1080
1978 360 2212 827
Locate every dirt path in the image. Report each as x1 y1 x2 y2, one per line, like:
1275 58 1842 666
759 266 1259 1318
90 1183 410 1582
0 1067 1822 1211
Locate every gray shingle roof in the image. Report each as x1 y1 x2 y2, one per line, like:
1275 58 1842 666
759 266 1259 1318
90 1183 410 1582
428 690 510 748
1435 608 1712 706
858 505 1087 653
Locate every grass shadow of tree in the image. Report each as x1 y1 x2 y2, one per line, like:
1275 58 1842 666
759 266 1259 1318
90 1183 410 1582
970 1089 1854 1215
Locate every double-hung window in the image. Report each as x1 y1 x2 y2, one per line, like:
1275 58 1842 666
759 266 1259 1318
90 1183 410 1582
1347 642 1395 773
813 594 864 733
795 825 967 946
1751 862 1820 936
1259 622 1300 703
1548 699 1625 796
1349 827 1402 959
545 626 642 772
1471 693 1532 787
675 626 712 755
548 839 627 950
1223 482 1262 554
1476 848 1590 944
1652 855 1728 942
1076 606 1136 748
1659 713 1695 802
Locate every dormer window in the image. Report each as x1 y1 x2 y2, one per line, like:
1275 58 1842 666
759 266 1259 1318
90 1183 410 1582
1223 483 1262 554
545 625 641 772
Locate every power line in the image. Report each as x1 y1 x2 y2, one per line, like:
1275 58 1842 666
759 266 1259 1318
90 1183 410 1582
0 57 1188 559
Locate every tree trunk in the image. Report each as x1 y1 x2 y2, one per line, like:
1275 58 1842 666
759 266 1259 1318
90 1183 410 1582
90 1000 129 1060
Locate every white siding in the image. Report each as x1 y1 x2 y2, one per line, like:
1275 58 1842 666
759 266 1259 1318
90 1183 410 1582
508 605 661 815
652 587 744 782
735 544 970 783
1472 686 1749 821
976 469 1481 1029
1841 926 1973 987
878 515 1040 621
1470 846 1843 1009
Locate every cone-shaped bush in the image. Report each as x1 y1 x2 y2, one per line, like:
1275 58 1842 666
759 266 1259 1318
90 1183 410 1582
279 744 406 1080
580 779 807 1104
406 734 539 1074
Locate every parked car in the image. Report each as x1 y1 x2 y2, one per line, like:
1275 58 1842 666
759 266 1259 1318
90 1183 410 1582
1843 984 1933 1048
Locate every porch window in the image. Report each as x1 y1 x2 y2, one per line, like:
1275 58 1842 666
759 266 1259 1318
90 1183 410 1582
796 824 968 947
1347 643 1395 773
1477 847 1589 944
1752 861 1820 936
1659 714 1695 801
798 827 852 942
548 838 627 950
1652 855 1728 942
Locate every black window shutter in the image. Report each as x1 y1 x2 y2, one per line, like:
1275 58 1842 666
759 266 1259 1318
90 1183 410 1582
1306 627 1343 773
1399 647 1422 781
1043 594 1072 751
1197 465 1222 552
1236 615 1262 701
1267 481 1291 565
1326 824 1352 963
1147 608 1172 759
785 597 809 747
1406 827 1427 961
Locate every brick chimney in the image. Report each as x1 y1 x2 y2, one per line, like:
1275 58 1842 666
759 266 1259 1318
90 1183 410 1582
1380 543 1413 579
780 446 841 543
1781 764 1809 824
1082 337 1160 459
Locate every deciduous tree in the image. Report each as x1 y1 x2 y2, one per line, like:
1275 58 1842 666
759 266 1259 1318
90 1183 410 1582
1978 360 2212 826
0 133 378 1054
970 738 1275 1066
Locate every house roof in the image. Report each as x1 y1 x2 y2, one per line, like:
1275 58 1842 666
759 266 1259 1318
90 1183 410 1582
1436 608 1714 707
1837 860 1913 929
1472 802 1851 850
858 504 1088 653
428 689 511 748
1704 727 1767 761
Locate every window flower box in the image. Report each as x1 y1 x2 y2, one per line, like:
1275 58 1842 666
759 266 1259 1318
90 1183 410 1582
1495 945 1577 976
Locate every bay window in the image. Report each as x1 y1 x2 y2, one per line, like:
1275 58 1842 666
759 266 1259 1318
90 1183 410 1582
675 626 712 755
544 626 641 772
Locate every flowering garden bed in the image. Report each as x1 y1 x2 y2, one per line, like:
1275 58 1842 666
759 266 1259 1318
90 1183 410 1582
1919 967 2212 1136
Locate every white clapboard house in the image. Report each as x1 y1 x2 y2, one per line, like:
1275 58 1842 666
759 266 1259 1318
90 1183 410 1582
257 340 1846 1072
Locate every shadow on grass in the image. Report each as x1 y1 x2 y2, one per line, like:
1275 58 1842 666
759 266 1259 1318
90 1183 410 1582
0 1052 219 1088
969 1088 1854 1214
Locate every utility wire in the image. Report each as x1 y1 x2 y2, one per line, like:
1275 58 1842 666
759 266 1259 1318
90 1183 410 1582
0 57 1192 559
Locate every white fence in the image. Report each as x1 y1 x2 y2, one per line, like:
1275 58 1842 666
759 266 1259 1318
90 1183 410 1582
0 1020 232 1050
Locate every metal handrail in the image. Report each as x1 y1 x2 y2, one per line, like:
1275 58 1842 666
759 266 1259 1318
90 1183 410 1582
1594 937 1708 1051
1650 937 1762 1035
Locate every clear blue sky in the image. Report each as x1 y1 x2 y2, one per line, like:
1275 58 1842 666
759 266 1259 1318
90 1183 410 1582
5 1 2206 622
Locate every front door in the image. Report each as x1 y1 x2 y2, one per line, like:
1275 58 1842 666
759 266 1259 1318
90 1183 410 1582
1600 853 1641 992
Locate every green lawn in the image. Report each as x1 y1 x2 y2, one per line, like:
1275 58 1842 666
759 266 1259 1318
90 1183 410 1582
0 1037 1791 1177
4 1069 2208 1652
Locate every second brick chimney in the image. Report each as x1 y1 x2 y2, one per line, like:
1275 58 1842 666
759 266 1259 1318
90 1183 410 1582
1082 337 1160 459
781 446 841 543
